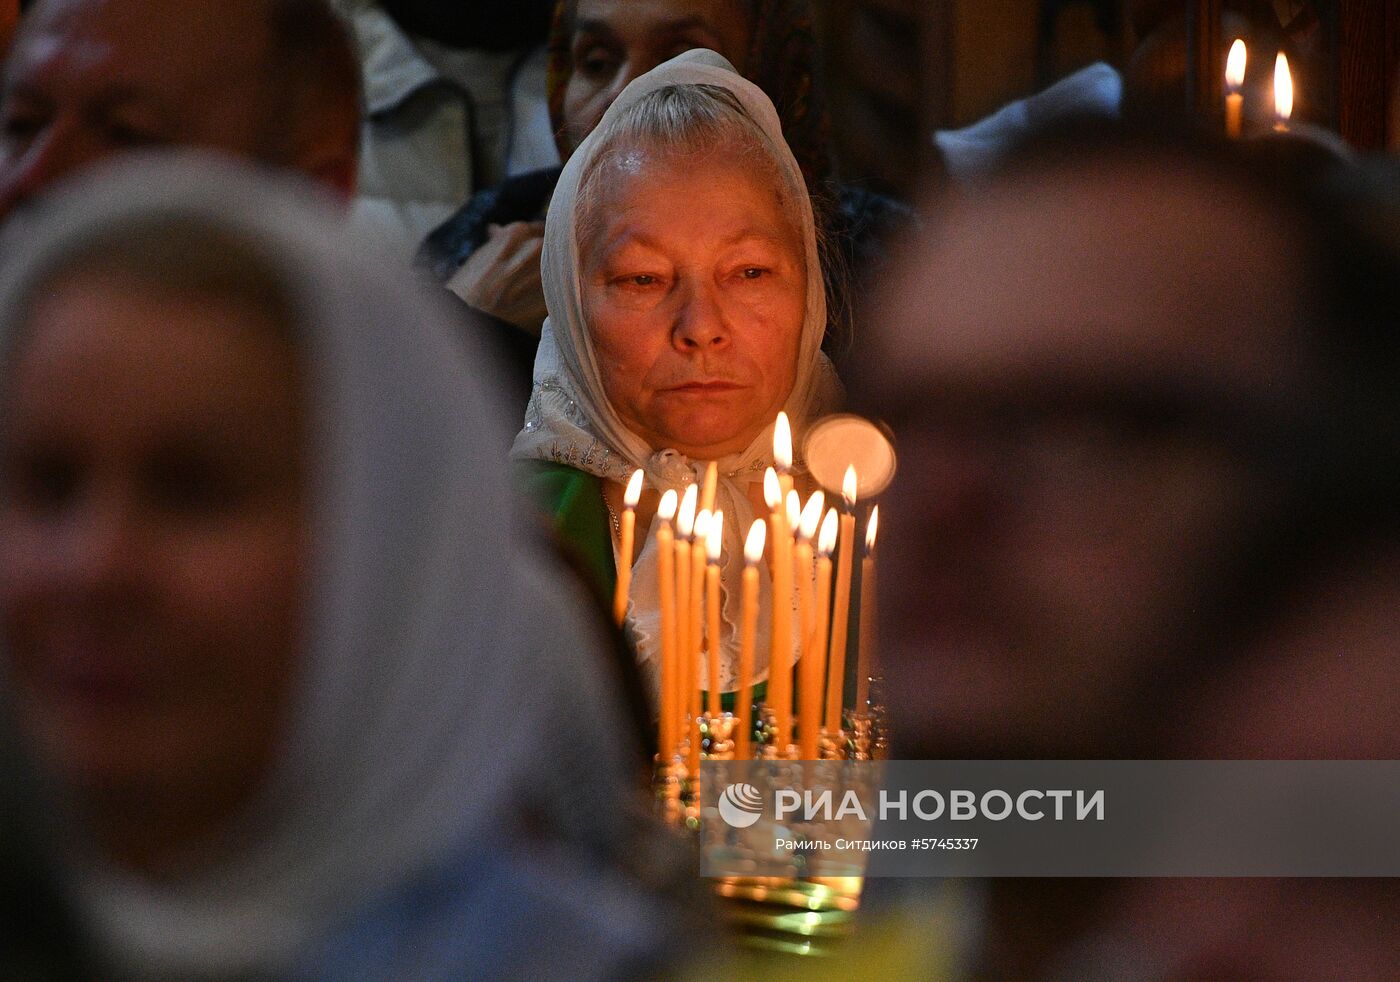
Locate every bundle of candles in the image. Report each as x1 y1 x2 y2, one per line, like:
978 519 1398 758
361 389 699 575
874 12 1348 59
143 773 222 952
612 413 885 801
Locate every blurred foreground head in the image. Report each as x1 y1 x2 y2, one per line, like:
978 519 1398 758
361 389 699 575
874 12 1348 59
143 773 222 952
0 0 361 222
0 157 670 979
856 125 1400 760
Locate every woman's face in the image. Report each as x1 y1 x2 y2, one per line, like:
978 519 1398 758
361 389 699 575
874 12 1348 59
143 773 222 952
0 273 307 853
561 0 752 156
581 148 806 459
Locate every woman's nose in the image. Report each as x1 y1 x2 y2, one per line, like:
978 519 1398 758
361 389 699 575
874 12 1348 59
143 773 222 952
671 279 732 352
55 490 146 596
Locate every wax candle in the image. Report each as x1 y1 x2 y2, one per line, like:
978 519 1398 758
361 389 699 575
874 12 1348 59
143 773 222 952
689 509 710 756
825 466 858 732
656 490 678 757
700 460 719 515
774 411 794 499
1274 51 1293 132
674 485 697 751
1225 39 1246 139
613 469 644 625
795 491 824 759
814 509 837 740
767 475 794 746
738 520 765 759
705 511 724 716
856 505 879 711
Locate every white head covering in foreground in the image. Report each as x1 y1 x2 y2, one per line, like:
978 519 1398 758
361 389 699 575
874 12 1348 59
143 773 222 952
512 49 840 692
0 156 644 979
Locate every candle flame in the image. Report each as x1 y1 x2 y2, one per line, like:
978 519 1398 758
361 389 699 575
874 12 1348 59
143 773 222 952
763 467 781 509
818 508 838 556
658 488 678 521
785 489 801 529
842 465 858 509
744 519 767 564
865 505 880 554
1226 38 1246 90
707 510 723 563
799 490 825 540
1274 51 1293 122
624 468 644 508
774 412 792 471
677 484 698 537
694 508 711 544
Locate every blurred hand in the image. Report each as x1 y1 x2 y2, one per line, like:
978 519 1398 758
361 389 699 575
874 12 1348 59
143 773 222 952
446 221 548 336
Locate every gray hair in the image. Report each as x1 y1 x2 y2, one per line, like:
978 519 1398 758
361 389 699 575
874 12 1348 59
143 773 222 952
576 83 806 247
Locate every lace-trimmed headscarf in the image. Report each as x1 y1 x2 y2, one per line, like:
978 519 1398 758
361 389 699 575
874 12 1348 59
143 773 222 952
512 49 840 693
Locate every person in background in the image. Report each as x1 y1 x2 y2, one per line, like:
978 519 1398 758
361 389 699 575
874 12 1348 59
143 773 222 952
0 0 361 223
0 157 690 981
422 0 909 413
334 0 560 256
513 49 840 703
851 123 1384 978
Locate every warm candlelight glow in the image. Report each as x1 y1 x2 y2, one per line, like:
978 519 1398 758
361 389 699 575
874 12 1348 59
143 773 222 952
624 468 644 508
706 510 723 563
677 484 698 538
799 491 825 541
1226 38 1246 91
819 508 838 555
1274 51 1293 126
745 519 767 564
785 489 801 530
693 509 711 546
774 411 792 472
842 465 858 510
658 488 678 521
763 467 781 510
613 470 644 625
865 505 880 555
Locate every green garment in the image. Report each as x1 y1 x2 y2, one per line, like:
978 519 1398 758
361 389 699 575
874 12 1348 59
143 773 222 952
516 460 764 713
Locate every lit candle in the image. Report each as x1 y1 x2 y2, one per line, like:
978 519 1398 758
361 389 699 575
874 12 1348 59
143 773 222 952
825 466 858 732
613 469 644 625
700 460 719 515
689 508 710 753
674 485 697 752
767 474 794 747
814 509 837 741
1274 51 1293 132
705 511 724 716
856 505 879 711
655 490 679 757
795 491 824 759
774 411 794 498
738 520 766 760
1225 38 1246 139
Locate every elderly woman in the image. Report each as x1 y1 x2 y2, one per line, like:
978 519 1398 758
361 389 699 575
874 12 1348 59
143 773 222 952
421 0 908 409
0 157 685 980
512 50 838 701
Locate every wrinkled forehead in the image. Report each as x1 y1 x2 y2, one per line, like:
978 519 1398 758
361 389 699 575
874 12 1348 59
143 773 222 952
871 161 1314 403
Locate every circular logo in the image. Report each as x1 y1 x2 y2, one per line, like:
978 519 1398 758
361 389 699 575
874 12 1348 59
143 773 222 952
718 783 764 828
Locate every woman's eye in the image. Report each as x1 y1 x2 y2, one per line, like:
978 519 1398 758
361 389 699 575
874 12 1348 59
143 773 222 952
612 273 659 288
576 45 620 78
740 267 769 280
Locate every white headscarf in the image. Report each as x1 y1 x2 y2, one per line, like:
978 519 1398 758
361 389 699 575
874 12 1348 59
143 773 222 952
0 156 644 980
511 50 841 693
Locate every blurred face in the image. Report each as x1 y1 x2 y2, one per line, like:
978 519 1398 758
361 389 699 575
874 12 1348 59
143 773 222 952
560 0 751 155
581 148 806 459
0 272 307 860
0 0 280 222
865 161 1313 758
